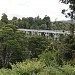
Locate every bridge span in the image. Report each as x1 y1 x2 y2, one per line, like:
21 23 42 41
18 29 70 35
18 29 71 40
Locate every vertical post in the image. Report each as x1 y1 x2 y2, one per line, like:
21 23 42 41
70 11 74 36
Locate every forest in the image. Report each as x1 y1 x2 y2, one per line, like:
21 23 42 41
0 0 75 75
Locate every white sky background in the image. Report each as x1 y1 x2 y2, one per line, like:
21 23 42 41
0 0 70 21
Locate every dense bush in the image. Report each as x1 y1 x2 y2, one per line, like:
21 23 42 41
0 60 75 75
28 36 50 58
0 60 45 75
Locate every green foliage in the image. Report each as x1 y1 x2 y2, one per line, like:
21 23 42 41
39 50 63 67
51 21 74 31
0 25 29 68
42 15 51 29
0 13 75 31
11 15 52 30
28 36 50 58
39 51 55 66
60 65 75 75
60 0 75 35
1 13 8 24
61 35 75 61
0 60 45 75
0 60 75 75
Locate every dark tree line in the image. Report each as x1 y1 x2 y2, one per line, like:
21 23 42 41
0 14 51 30
0 13 75 31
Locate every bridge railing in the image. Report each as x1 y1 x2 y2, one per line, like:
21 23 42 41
18 29 70 35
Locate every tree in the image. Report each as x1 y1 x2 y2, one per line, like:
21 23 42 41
12 16 17 21
59 0 75 62
59 0 75 35
12 16 18 25
28 36 50 58
17 18 22 28
1 13 8 24
35 16 42 27
0 21 3 28
43 15 51 30
22 17 27 28
0 24 29 68
0 26 15 68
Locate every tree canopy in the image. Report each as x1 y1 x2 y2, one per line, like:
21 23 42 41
60 0 75 19
1 13 8 24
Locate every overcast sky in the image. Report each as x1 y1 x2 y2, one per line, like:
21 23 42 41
0 0 70 21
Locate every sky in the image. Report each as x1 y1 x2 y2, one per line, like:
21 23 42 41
0 0 70 21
